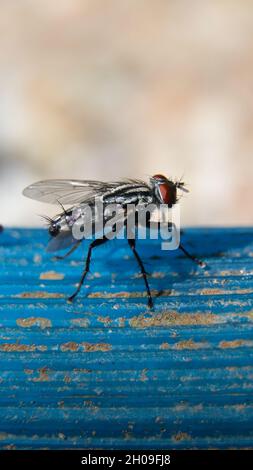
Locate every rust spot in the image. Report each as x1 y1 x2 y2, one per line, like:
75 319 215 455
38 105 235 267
15 291 64 299
24 369 34 375
130 311 218 328
219 339 253 349
97 316 112 325
82 342 112 352
160 342 170 350
32 367 50 382
40 271 65 280
174 339 209 350
172 432 192 442
60 342 79 352
17 317 52 329
71 318 89 327
0 343 47 352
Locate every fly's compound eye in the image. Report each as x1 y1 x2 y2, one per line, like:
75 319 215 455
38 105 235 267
151 174 177 207
49 224 60 237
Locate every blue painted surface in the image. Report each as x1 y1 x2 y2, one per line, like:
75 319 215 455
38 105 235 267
0 227 252 449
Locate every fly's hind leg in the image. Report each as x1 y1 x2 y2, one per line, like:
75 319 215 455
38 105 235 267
68 236 109 302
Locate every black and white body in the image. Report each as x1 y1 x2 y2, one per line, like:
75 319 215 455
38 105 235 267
23 175 204 308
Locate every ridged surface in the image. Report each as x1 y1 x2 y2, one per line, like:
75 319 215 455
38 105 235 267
0 227 252 449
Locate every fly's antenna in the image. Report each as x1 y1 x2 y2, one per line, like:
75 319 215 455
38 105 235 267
176 180 189 193
57 200 68 215
38 214 54 227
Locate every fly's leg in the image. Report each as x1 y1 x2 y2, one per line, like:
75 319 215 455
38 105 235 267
179 243 206 268
68 237 109 302
53 241 81 261
128 239 153 309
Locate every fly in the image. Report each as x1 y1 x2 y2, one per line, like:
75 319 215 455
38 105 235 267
23 175 205 308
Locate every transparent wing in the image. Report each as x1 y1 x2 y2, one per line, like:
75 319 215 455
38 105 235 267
23 179 107 205
23 179 150 206
46 230 77 252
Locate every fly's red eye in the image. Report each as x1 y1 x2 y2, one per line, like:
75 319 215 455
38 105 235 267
152 174 176 205
159 183 175 205
152 174 167 182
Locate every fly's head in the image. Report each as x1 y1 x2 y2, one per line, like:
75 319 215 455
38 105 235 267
150 174 188 207
48 222 60 237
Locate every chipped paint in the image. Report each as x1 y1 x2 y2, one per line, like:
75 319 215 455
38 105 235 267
70 318 90 327
88 289 166 299
82 342 112 352
60 342 112 352
16 317 52 329
0 343 47 352
60 342 79 352
118 317 126 327
32 367 50 382
172 432 192 442
159 339 209 350
39 271 65 280
15 291 64 299
130 311 219 328
174 339 210 350
219 339 253 349
200 288 253 296
97 316 112 325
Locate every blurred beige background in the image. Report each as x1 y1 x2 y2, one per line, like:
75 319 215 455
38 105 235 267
0 0 252 226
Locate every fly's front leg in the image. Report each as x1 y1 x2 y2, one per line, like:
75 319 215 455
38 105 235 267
53 240 81 261
128 239 153 309
68 236 109 302
179 243 206 268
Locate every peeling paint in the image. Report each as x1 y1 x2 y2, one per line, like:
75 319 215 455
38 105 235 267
118 317 126 327
70 318 90 327
32 367 50 382
130 311 219 328
200 288 253 295
97 316 112 325
172 432 192 442
88 289 165 299
60 342 112 352
82 342 112 352
15 291 64 299
160 342 170 350
219 339 253 349
60 342 79 352
174 339 210 350
16 317 52 329
39 271 65 280
0 343 47 352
